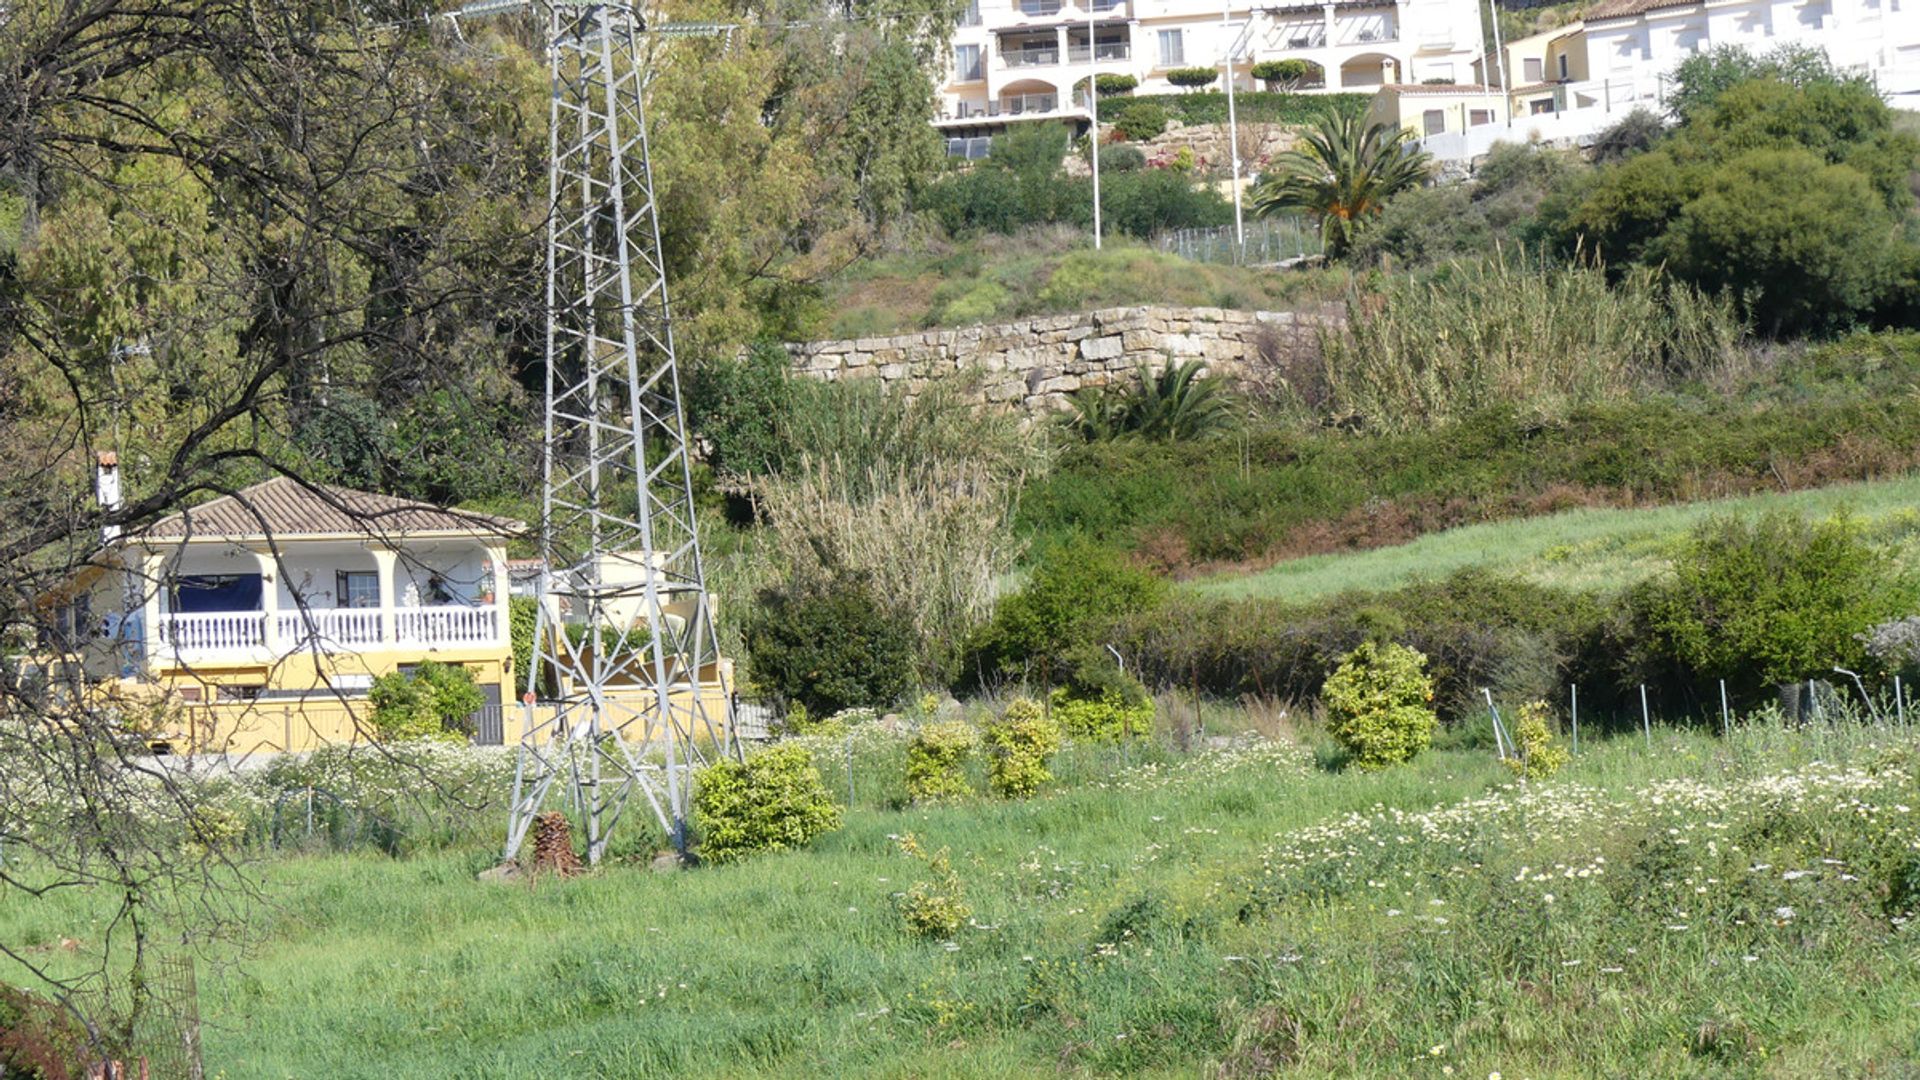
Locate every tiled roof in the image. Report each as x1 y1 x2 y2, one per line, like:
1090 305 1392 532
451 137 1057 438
1583 0 1693 20
142 476 523 542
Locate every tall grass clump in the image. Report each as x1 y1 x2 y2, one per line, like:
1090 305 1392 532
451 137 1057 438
1320 258 1746 430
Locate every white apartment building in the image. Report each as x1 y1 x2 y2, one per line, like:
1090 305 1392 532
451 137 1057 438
1412 0 1920 159
936 0 1486 154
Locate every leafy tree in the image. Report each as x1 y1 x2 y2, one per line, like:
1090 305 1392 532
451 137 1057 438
1545 149 1696 268
1680 77 1918 208
1660 149 1899 335
1666 43 1849 121
1251 111 1431 257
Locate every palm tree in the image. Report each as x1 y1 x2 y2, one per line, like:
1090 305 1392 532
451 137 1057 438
1250 110 1431 258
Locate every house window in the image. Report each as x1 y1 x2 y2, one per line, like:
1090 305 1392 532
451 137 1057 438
1422 109 1445 135
337 570 380 609
1523 57 1543 82
1157 29 1184 67
1469 108 1494 126
1557 54 1569 80
955 44 982 81
170 574 262 613
959 0 981 26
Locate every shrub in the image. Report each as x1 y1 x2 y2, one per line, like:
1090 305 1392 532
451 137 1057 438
906 719 978 802
1626 512 1913 698
1099 144 1146 172
1667 42 1852 121
1589 108 1667 163
1085 167 1232 235
1109 102 1169 141
744 575 916 717
966 539 1167 688
694 745 843 864
0 983 86 1079
1251 59 1311 92
896 833 971 937
1503 700 1569 779
1167 67 1220 91
1064 360 1236 442
1095 73 1138 96
1659 149 1901 336
1050 684 1154 741
984 698 1061 798
1320 641 1438 770
368 660 483 742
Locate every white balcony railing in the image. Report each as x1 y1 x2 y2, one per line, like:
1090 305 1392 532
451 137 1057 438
1018 0 1062 14
280 607 383 649
157 604 500 659
158 611 266 654
1068 42 1131 61
1004 47 1060 66
397 606 499 647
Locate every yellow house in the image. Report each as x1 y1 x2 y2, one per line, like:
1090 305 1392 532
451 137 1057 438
40 475 522 754
1367 83 1508 139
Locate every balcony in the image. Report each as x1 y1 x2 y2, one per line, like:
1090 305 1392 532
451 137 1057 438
1004 46 1060 67
1068 42 1131 61
155 604 502 661
1018 0 1063 14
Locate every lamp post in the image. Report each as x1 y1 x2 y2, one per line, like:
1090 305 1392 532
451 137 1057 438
1221 9 1255 259
1088 0 1102 249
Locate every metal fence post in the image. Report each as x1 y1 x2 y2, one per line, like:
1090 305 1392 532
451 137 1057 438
1640 684 1651 748
1570 684 1579 755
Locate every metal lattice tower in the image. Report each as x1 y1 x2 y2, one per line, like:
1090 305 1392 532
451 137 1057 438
501 2 736 864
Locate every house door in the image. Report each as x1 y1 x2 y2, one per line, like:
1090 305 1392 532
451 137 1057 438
471 681 505 745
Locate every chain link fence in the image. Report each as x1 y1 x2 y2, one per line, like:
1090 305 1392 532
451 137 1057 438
1153 216 1320 267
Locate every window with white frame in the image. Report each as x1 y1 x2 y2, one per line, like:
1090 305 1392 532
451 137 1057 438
954 44 983 81
337 570 380 609
1157 29 1184 66
959 0 981 25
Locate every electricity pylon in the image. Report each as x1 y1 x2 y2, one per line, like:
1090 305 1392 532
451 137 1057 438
455 1 736 865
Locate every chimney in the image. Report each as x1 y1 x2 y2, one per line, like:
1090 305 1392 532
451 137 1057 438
95 451 122 544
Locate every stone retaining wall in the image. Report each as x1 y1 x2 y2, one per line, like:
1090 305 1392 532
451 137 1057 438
787 304 1339 415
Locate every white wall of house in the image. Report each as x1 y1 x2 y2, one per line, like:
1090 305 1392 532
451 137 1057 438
1424 0 1920 162
936 0 1484 147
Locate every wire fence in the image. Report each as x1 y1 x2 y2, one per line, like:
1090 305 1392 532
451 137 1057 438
1153 216 1320 267
72 954 203 1080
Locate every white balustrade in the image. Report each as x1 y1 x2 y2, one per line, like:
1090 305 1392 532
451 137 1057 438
279 607 383 649
396 605 499 646
158 611 266 654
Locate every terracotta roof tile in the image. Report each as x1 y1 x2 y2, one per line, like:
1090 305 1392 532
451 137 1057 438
141 476 523 542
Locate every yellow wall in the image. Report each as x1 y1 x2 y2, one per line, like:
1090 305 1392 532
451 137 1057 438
1371 88 1507 138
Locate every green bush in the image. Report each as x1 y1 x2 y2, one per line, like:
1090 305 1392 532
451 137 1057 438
744 576 916 717
965 539 1167 688
1065 359 1236 442
1625 512 1913 698
905 719 978 802
984 698 1061 798
896 834 972 937
1659 148 1901 336
1166 67 1219 91
693 744 843 864
1109 102 1169 141
1095 73 1138 96
1098 144 1146 172
1251 59 1312 92
1321 641 1438 770
1129 90 1367 126
368 660 484 742
1049 684 1154 741
1504 700 1569 779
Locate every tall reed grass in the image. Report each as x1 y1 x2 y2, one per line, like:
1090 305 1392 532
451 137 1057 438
1319 258 1747 431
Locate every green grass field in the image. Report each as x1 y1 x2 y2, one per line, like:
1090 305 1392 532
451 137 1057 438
1188 473 1920 602
6 720 1920 1077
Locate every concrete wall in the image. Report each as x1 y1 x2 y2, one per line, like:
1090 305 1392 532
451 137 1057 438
788 303 1338 415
